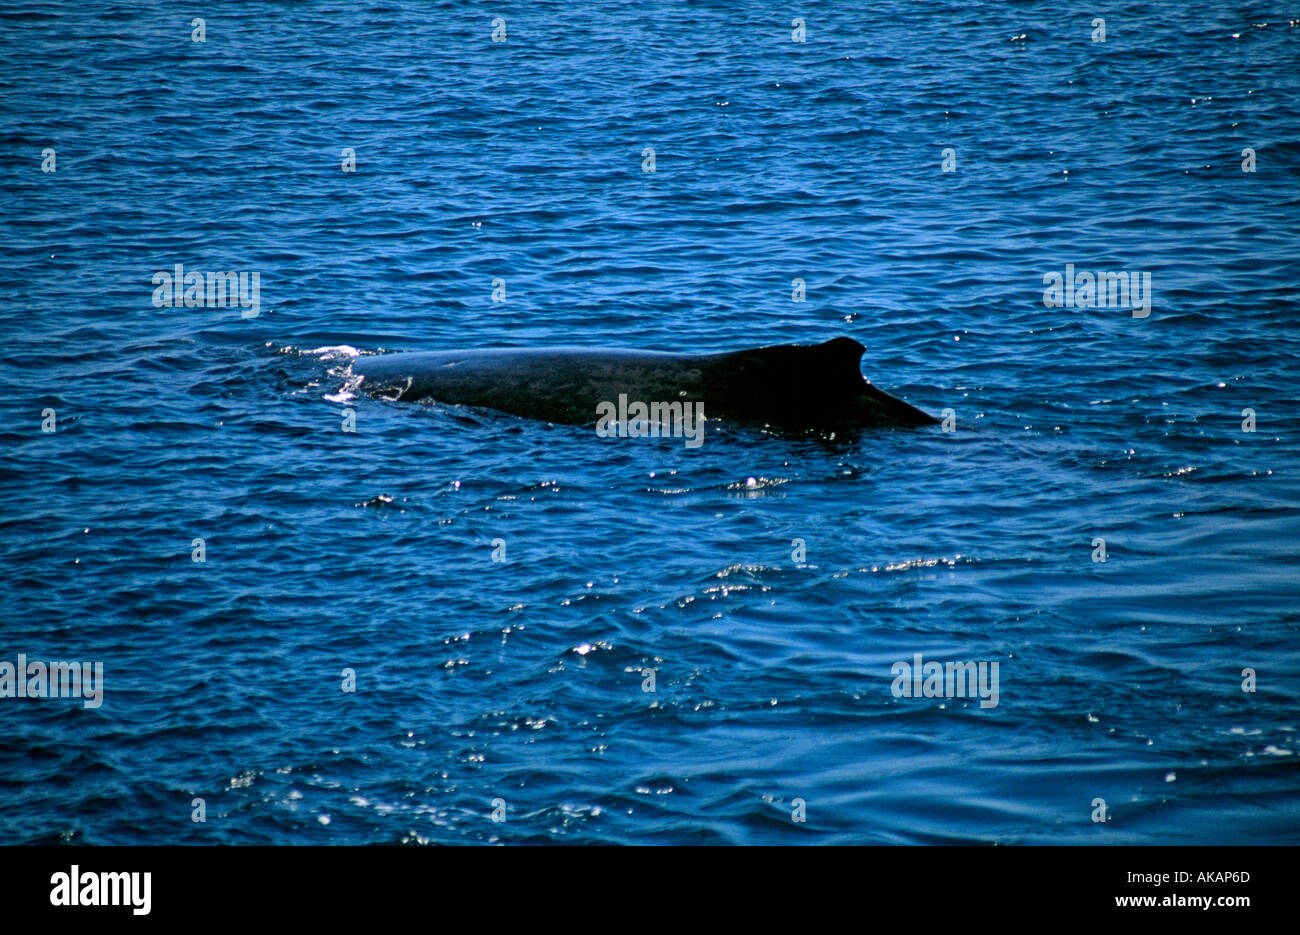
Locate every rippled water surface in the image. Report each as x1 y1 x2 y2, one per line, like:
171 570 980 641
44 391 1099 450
2 2 1299 844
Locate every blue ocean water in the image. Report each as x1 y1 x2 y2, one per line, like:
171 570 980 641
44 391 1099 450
1 1 1298 845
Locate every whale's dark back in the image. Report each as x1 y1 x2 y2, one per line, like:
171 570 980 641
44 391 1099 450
353 337 936 430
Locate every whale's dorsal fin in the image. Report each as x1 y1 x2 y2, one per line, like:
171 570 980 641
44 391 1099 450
817 335 867 362
809 336 867 383
702 336 935 428
725 336 868 390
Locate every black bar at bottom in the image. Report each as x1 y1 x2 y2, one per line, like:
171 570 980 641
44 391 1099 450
0 845 1280 923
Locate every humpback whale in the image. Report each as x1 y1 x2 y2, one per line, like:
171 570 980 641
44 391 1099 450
353 336 937 431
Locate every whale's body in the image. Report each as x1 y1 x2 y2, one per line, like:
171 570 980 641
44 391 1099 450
353 336 936 431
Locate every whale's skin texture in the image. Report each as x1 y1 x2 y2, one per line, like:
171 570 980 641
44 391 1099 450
352 336 938 431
